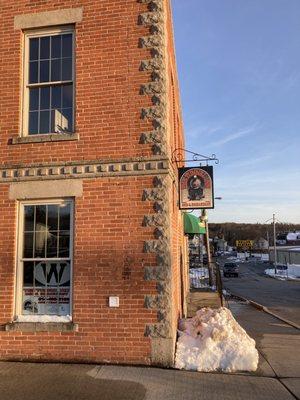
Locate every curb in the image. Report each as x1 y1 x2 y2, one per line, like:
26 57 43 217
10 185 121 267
230 293 300 331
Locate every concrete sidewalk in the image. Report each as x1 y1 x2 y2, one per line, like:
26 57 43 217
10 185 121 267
228 299 300 399
0 301 299 400
0 362 295 400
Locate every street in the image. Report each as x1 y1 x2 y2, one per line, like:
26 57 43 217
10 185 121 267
220 259 300 326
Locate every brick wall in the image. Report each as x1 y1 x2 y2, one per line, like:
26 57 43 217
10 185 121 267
0 0 187 365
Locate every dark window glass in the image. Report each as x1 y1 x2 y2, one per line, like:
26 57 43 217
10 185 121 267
23 232 34 258
29 38 39 61
51 86 62 108
29 61 38 84
51 35 61 59
59 231 70 257
28 33 73 136
51 59 61 82
29 88 39 111
39 110 50 133
47 205 59 230
62 58 72 81
23 262 34 286
62 84 73 108
35 205 46 227
34 262 46 287
59 203 71 230
46 232 58 258
24 205 35 231
62 34 72 58
29 112 39 134
40 60 49 82
40 37 50 60
61 108 73 132
40 87 50 110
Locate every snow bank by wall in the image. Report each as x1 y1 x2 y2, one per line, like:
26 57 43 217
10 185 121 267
265 264 300 280
175 307 258 372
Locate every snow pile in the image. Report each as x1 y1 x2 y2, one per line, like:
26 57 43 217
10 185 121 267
265 264 300 281
16 315 72 323
175 307 258 372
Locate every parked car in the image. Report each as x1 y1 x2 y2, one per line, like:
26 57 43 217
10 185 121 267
223 262 239 277
274 264 288 270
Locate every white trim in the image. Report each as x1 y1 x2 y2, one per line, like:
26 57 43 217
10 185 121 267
16 199 74 318
22 26 75 136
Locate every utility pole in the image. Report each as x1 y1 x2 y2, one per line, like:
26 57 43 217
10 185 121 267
273 213 277 274
201 210 213 286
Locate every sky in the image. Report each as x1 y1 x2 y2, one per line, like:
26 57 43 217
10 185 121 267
172 0 300 223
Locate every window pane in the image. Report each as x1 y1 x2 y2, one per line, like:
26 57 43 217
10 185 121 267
34 228 46 257
29 61 38 84
40 37 50 60
47 205 59 230
29 88 39 111
24 205 35 231
40 87 50 110
39 110 50 133
29 112 39 134
59 231 70 257
62 84 73 108
35 262 47 287
61 108 73 132
46 232 58 258
51 35 61 59
51 86 62 108
23 232 34 258
62 58 72 81
35 205 46 227
51 59 61 82
62 34 72 58
40 60 49 82
29 38 39 61
23 261 34 286
60 203 71 230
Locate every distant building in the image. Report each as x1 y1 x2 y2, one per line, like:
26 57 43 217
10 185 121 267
254 237 269 251
269 247 300 265
276 232 300 246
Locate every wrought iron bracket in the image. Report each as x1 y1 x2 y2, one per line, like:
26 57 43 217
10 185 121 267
171 148 219 167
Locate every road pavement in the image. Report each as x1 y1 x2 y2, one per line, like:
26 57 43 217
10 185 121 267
220 258 300 325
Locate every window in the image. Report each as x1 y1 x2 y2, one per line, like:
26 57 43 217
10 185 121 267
23 27 74 135
16 200 73 316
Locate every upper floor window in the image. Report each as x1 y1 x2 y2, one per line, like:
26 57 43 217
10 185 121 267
23 27 74 135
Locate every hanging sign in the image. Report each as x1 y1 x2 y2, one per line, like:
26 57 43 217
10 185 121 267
179 166 214 209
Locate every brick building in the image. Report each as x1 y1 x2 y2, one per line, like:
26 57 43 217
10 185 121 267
0 0 187 366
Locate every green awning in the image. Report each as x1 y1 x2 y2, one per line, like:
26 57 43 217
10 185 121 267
183 213 206 234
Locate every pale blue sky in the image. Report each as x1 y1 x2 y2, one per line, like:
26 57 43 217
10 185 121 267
172 0 300 223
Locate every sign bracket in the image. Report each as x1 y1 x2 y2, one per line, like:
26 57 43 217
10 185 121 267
172 148 219 168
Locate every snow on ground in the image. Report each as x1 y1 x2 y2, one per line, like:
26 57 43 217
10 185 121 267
189 268 209 288
175 307 258 372
16 315 72 323
265 264 300 281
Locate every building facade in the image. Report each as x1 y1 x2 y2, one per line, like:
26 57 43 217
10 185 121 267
0 0 187 366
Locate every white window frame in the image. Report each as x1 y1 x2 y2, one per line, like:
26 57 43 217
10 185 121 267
21 25 75 136
15 199 74 319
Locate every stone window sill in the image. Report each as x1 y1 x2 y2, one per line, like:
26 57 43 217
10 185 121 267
5 322 78 332
11 133 79 145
